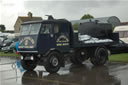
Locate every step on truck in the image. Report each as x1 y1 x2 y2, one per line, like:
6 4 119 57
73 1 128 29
18 18 119 73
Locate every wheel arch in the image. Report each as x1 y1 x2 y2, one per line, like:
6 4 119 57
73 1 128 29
43 48 65 67
43 48 62 57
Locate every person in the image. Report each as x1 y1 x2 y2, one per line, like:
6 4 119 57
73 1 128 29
16 41 19 54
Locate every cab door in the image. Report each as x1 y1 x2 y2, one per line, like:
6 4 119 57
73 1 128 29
55 23 70 52
38 23 55 53
38 22 71 54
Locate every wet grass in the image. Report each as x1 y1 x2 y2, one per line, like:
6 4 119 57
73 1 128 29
109 53 128 62
0 51 20 57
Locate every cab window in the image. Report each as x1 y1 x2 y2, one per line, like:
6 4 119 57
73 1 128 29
40 24 59 34
20 23 41 35
53 24 59 33
29 24 41 35
20 25 30 35
40 24 52 34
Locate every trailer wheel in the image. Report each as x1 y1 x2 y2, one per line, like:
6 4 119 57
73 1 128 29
21 57 37 71
44 51 61 74
90 47 108 65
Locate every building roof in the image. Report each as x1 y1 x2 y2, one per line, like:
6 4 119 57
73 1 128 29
18 16 42 22
14 16 42 28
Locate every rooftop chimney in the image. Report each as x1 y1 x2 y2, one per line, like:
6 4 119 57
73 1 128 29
28 12 32 18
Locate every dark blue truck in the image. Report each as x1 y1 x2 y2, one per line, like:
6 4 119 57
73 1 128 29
18 19 119 73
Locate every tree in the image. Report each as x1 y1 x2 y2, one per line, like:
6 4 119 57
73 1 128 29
72 14 94 30
0 25 6 32
72 24 78 30
80 14 94 20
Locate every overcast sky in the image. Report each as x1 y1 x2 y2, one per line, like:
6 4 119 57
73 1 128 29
0 0 128 30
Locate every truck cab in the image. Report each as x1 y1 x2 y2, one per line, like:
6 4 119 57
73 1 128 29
18 19 73 54
18 19 74 73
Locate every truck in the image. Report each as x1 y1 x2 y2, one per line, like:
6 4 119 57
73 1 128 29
18 18 119 73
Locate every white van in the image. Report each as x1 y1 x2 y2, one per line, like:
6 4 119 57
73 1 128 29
114 25 128 43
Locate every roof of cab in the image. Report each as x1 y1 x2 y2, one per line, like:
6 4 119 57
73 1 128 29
21 19 70 25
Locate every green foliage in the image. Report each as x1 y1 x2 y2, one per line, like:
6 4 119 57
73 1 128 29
80 14 94 20
72 24 78 30
72 14 94 30
0 51 20 57
109 53 128 62
112 27 115 31
0 24 6 32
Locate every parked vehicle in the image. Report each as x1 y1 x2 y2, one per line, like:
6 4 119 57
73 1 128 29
114 25 128 44
1 42 16 53
0 36 7 49
110 40 128 54
18 18 119 73
2 37 18 47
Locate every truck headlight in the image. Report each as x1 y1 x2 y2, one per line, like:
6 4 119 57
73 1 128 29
30 56 34 60
21 56 23 60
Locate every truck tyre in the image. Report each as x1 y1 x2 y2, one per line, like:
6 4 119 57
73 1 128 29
70 49 89 64
44 51 61 74
21 58 37 71
76 49 89 63
90 47 108 65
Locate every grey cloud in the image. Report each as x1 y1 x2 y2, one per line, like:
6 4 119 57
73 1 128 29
0 0 1 1
23 1 100 19
1 0 128 30
2 3 15 6
23 0 122 20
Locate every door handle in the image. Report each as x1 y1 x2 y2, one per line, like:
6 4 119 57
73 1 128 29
50 34 54 38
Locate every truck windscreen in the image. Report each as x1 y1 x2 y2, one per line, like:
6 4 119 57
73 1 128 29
20 23 41 35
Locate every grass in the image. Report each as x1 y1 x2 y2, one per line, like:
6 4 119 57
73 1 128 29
0 51 20 57
109 53 128 62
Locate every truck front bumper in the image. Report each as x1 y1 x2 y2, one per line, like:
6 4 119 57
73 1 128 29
18 51 38 53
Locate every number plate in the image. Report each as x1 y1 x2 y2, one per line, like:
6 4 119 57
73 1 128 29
25 57 31 60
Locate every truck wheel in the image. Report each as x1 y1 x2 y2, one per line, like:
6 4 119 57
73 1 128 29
90 47 108 65
70 49 89 64
44 51 61 74
21 58 37 71
76 49 89 63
